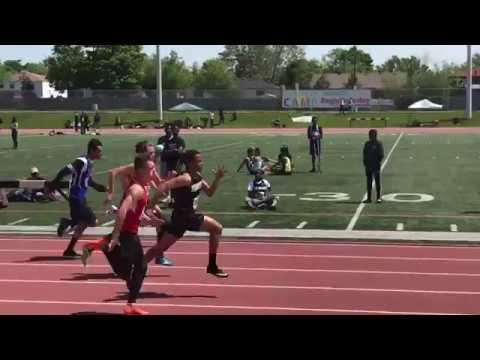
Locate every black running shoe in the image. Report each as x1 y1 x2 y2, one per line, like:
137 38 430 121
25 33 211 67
362 199 372 204
207 265 229 278
63 249 81 258
57 218 70 237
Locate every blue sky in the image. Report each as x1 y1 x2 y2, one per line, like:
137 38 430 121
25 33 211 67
0 45 479 67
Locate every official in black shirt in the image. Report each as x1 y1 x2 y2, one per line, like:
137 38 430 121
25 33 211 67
157 124 186 178
363 129 384 203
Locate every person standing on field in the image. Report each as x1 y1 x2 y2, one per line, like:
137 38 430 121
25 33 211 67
362 129 384 204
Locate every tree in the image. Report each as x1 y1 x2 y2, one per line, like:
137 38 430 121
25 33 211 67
46 45 145 90
323 46 374 74
161 51 193 89
3 60 23 72
23 62 48 75
86 46 145 89
473 53 480 68
323 46 373 88
280 59 324 88
193 59 235 89
0 62 12 83
219 45 305 84
377 56 429 81
141 51 193 89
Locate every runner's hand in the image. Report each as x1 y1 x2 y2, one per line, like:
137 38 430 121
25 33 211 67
109 235 120 252
213 165 226 179
103 192 113 206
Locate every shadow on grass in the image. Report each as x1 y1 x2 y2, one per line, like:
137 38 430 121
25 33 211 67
462 211 480 215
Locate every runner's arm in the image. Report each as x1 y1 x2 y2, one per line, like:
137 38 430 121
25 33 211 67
107 164 133 195
152 174 191 204
237 158 246 172
202 166 225 197
110 186 139 249
88 177 107 192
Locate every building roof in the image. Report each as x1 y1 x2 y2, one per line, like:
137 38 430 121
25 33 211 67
237 79 280 89
9 71 46 83
311 72 407 89
450 68 480 77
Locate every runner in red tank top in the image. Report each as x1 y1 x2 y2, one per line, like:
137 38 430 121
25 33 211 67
107 156 163 315
80 141 173 268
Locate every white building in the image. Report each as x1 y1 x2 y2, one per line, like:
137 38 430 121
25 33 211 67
0 71 68 98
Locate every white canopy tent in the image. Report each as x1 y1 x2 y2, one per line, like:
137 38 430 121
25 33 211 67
169 102 204 111
291 115 313 123
408 99 443 110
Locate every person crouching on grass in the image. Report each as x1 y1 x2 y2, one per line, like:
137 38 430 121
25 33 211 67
245 169 278 210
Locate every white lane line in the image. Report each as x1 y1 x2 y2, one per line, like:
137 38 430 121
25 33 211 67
0 278 479 297
7 218 29 226
246 221 260 228
451 224 458 232
3 236 480 251
296 221 308 229
396 223 404 231
274 194 297 197
346 132 404 231
0 299 463 315
4 260 480 277
101 220 115 227
2 249 480 262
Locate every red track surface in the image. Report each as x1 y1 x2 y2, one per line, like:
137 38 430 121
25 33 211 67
0 235 479 315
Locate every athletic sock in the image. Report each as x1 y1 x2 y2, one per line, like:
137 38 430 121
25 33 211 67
65 236 79 253
208 253 217 268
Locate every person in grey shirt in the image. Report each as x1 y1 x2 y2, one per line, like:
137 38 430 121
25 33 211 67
363 129 384 203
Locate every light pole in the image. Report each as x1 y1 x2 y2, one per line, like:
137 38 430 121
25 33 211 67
156 45 163 122
466 45 472 120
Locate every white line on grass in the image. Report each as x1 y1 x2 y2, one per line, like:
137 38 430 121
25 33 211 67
246 221 260 228
101 220 115 227
296 221 308 229
396 223 404 231
346 132 404 231
451 224 458 232
7 218 29 226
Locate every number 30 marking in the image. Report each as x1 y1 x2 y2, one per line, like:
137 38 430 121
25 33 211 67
299 192 350 202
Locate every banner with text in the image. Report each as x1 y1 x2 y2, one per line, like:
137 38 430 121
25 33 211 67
282 89 372 109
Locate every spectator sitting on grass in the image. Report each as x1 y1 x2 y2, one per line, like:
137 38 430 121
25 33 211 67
245 169 278 210
270 145 293 175
253 147 275 174
237 147 256 174
7 167 58 203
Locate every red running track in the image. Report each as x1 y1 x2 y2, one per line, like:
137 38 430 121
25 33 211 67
0 235 480 315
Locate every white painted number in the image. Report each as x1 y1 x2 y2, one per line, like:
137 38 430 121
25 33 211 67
299 192 350 202
381 193 434 203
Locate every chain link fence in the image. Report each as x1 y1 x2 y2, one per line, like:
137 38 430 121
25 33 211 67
0 87 477 111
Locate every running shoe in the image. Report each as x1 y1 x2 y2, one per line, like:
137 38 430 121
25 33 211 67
124 305 149 315
63 249 81 258
207 265 229 278
155 256 174 266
